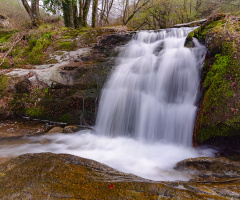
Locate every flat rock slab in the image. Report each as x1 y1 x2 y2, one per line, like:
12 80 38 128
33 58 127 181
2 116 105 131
0 153 239 199
0 119 50 139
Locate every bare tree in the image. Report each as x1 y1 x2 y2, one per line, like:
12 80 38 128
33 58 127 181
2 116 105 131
123 0 150 25
99 0 115 26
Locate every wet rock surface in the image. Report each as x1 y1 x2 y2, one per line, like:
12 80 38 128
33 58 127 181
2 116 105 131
175 157 240 181
0 153 239 199
46 126 64 134
0 119 51 138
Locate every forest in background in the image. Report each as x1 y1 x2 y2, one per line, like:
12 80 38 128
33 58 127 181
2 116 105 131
0 0 240 30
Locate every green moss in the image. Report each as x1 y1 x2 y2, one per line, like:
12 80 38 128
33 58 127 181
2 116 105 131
45 58 58 64
194 15 240 143
186 19 224 45
58 113 71 123
0 58 11 69
203 55 230 88
26 106 44 117
0 46 9 52
0 30 17 43
58 40 77 51
0 75 10 95
197 122 240 142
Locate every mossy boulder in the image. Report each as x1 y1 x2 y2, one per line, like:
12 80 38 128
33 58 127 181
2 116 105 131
187 14 240 148
0 153 239 199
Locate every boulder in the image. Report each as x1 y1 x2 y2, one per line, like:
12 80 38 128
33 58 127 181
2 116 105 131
186 14 240 151
0 153 239 199
0 14 9 28
63 125 79 133
46 127 64 134
175 157 240 181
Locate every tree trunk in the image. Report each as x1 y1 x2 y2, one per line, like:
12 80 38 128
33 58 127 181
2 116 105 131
123 0 150 25
83 0 91 27
73 4 79 28
62 0 71 27
69 1 74 28
21 0 40 25
99 0 107 26
92 0 98 27
31 0 40 18
123 0 129 24
105 0 114 25
79 0 85 27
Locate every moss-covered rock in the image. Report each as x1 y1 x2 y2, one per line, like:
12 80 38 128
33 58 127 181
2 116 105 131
0 153 239 199
0 28 132 125
187 14 240 147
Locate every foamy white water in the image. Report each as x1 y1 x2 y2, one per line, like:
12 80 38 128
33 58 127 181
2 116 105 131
0 28 212 181
0 131 214 181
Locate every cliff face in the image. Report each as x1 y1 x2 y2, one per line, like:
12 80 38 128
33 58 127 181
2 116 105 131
0 27 132 125
187 14 240 150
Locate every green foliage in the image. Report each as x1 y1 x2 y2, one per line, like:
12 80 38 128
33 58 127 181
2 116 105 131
126 0 240 30
57 40 77 51
26 106 44 117
59 113 71 123
0 59 11 69
43 0 62 15
0 31 17 43
0 75 9 95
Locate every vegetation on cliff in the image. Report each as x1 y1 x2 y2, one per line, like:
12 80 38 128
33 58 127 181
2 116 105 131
0 25 130 125
188 14 240 145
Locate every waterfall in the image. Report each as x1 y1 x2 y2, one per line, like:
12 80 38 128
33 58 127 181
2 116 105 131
0 27 212 181
96 27 206 146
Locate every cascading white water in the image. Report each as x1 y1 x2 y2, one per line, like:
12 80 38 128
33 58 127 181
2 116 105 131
96 27 206 146
0 27 213 181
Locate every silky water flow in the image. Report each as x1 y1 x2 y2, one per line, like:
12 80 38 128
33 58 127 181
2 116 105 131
0 27 215 181
96 27 206 146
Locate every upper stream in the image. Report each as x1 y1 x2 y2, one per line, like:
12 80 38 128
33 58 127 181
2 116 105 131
0 27 215 181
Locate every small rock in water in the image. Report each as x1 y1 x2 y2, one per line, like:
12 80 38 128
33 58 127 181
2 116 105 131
46 127 64 134
63 125 79 133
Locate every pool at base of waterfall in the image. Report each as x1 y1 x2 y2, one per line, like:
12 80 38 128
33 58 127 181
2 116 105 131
0 130 215 181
